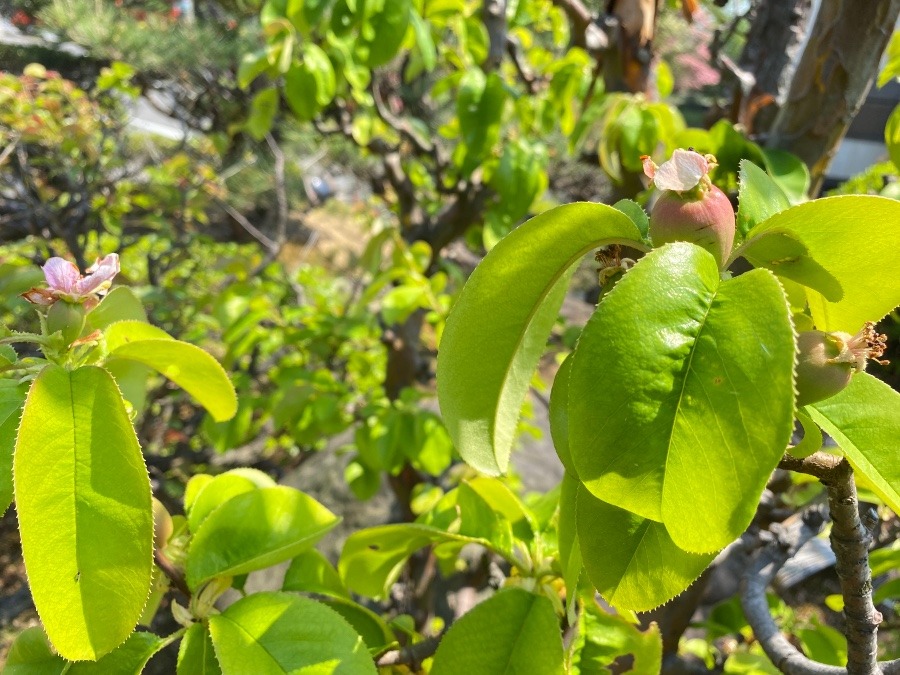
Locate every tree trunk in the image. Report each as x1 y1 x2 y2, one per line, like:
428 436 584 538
767 0 900 195
732 0 813 133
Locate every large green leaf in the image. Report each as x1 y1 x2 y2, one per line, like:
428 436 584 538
740 196 900 332
886 103 900 172
549 354 574 475
569 243 795 552
177 623 222 675
338 523 488 598
430 588 564 675
208 592 375 674
283 549 349 598
0 379 27 515
437 203 642 476
807 373 900 513
68 632 168 674
186 486 339 590
3 627 66 674
186 473 260 533
577 485 715 612
106 324 237 422
14 365 153 660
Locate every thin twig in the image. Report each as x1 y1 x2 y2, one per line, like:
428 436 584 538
214 196 277 251
376 635 442 668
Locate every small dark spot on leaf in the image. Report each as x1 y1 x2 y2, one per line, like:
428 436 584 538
368 544 380 551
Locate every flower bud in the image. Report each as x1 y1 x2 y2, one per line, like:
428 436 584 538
46 300 86 346
642 149 736 268
152 497 174 551
795 323 889 407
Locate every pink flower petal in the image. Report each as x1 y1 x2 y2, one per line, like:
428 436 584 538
641 155 657 180
652 149 709 192
73 254 119 296
42 258 80 293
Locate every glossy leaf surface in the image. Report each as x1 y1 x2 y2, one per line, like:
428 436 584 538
577 486 715 612
569 243 795 552
741 196 900 332
187 486 339 590
107 323 237 422
14 365 152 660
177 623 222 675
430 588 565 675
808 373 900 513
437 203 642 475
208 592 375 674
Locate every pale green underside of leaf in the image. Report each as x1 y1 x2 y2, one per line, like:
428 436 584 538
808 373 900 514
576 485 715 612
549 354 575 475
208 592 375 675
430 588 565 675
108 335 237 422
742 196 900 332
569 243 795 553
338 523 490 599
186 486 340 590
437 202 642 475
14 365 153 661
736 159 791 238
178 623 222 675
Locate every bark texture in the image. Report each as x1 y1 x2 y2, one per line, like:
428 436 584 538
767 0 900 194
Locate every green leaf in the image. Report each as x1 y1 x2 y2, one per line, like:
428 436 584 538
104 360 151 415
283 45 336 121
886 103 900 172
558 474 582 625
761 149 810 203
430 588 564 675
736 160 791 238
68 631 167 674
186 473 260 533
612 199 649 241
549 354 574 475
437 203 642 476
338 524 488 598
237 49 271 89
456 69 507 176
0 379 27 515
246 88 279 141
807 373 900 514
878 31 900 88
14 365 153 660
3 627 65 674
283 549 349 598
362 0 411 67
740 196 900 332
569 243 795 552
409 8 436 71
791 408 823 459
178 623 222 675
572 601 662 674
320 597 396 653
107 332 237 422
103 320 172 351
186 486 339 590
208 592 375 674
86 287 147 331
576 485 715 612
738 231 843 303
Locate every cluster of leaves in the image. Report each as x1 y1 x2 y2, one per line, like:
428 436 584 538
438 158 900 644
0 65 225 260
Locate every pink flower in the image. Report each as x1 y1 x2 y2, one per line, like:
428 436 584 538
642 148 710 193
22 254 120 308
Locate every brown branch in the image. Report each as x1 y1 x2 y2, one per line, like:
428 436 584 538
376 635 441 668
506 36 539 94
482 0 507 72
154 549 191 598
214 196 278 252
739 507 839 675
552 0 607 51
822 462 881 673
